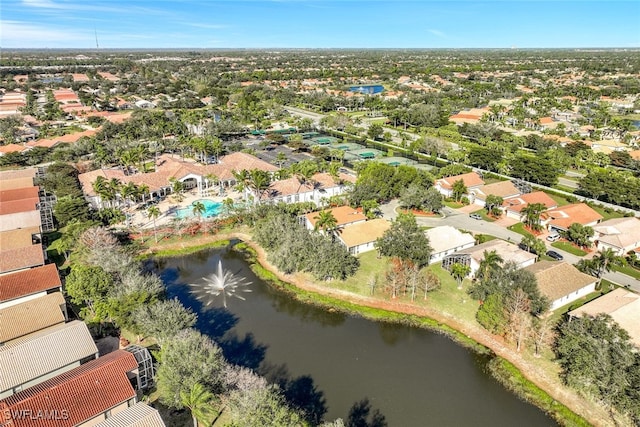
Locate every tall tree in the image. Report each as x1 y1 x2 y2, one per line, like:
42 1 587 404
451 263 471 289
451 179 467 203
132 298 197 345
313 210 338 233
521 202 546 231
147 206 161 243
375 213 432 267
477 250 504 283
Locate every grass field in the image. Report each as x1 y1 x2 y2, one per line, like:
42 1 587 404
611 264 640 280
508 222 534 237
551 241 588 256
470 208 497 222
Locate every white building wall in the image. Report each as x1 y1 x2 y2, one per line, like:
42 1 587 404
430 242 475 264
550 283 597 311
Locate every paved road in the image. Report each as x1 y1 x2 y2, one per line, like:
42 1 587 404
379 199 640 292
558 177 579 189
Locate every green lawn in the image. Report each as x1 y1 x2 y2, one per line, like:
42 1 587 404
547 193 571 207
507 222 534 237
552 184 578 194
336 250 390 294
589 204 626 221
444 200 465 209
551 241 588 257
611 264 640 280
470 208 497 222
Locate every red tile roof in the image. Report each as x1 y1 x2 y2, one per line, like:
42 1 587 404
502 191 558 213
0 350 138 427
0 264 61 302
0 144 28 154
544 203 603 230
436 172 484 191
0 197 39 215
0 187 40 203
305 205 367 228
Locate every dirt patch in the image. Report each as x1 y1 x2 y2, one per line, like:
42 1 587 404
144 232 617 427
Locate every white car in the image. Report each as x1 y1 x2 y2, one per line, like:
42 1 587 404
546 234 560 242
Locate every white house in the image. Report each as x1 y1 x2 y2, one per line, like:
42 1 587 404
434 172 484 199
425 226 475 264
592 217 640 256
266 172 355 206
471 181 521 207
336 218 391 255
525 261 598 311
443 239 536 278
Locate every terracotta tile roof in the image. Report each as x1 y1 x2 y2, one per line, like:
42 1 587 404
0 168 37 181
0 210 41 233
79 152 278 197
337 218 391 248
94 402 166 427
0 264 61 303
266 172 353 199
544 203 603 230
0 197 39 215
525 261 597 302
0 187 40 203
436 172 484 191
0 227 40 251
0 292 66 343
474 181 521 200
0 144 28 154
502 191 558 213
0 177 36 192
0 350 136 427
0 321 98 395
569 288 640 347
305 205 367 229
26 129 97 148
0 245 45 274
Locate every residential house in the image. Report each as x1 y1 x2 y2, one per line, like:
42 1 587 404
267 173 355 206
79 152 278 208
304 205 367 231
0 350 138 427
0 320 98 399
336 218 391 255
425 226 475 264
0 292 67 343
501 191 558 221
0 227 42 251
524 261 598 311
471 180 521 207
0 168 36 191
0 245 45 275
94 402 166 427
543 203 603 232
569 288 640 347
434 172 485 199
443 239 536 277
0 264 62 309
0 187 40 216
592 217 640 256
0 209 42 233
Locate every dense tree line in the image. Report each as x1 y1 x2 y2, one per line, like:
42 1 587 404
578 169 640 210
253 208 359 280
350 162 434 206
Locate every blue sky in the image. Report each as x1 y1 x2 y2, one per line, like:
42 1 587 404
2 0 639 49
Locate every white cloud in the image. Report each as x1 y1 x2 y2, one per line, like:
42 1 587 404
183 22 228 29
428 29 446 38
0 20 91 46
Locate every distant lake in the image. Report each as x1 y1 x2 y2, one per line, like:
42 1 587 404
632 120 640 130
155 247 557 426
349 84 384 94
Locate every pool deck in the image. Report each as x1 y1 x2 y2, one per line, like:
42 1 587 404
123 189 244 230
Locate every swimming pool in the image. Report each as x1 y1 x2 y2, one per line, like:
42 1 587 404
175 199 223 219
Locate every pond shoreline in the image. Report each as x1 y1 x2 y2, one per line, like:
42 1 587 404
143 232 609 427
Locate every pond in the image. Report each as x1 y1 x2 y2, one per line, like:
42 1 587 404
155 246 557 426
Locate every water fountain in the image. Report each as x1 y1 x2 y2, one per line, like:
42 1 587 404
189 259 252 308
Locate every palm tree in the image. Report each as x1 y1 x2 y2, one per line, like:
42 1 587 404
275 152 288 168
192 201 206 229
138 184 150 204
314 210 338 233
451 179 467 203
521 203 546 231
179 382 216 427
106 178 122 208
92 175 108 209
147 206 161 243
591 248 622 278
120 182 138 208
478 250 503 283
451 263 471 289
246 169 272 204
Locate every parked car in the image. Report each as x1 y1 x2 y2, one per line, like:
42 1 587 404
469 213 482 220
546 250 564 261
546 233 560 242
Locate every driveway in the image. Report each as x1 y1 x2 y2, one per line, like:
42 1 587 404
379 199 640 292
